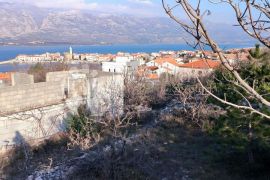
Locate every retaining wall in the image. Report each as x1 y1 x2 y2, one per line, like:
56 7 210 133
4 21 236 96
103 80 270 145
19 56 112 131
0 81 65 114
0 97 86 153
0 70 124 152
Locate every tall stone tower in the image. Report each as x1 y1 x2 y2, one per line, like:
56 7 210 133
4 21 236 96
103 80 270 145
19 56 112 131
64 46 73 61
69 46 73 56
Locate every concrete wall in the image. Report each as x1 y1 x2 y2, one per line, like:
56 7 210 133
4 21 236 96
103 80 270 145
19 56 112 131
47 71 69 82
87 73 124 116
0 70 91 114
0 97 85 152
11 73 34 86
46 69 90 83
0 70 124 152
47 70 88 98
69 78 88 98
0 81 65 114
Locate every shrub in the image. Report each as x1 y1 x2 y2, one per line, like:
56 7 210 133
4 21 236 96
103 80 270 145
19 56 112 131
67 105 103 148
206 46 270 175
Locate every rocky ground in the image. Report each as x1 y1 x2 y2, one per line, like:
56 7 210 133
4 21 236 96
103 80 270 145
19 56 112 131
0 102 264 179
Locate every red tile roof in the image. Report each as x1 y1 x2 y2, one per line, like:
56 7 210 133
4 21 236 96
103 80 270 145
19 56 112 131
154 57 180 67
180 59 221 69
137 67 159 79
146 66 159 71
162 67 173 71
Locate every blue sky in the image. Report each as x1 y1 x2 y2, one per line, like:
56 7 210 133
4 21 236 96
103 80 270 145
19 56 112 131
1 0 236 23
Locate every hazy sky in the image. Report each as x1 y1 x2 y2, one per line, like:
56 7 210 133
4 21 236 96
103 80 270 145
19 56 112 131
0 0 236 23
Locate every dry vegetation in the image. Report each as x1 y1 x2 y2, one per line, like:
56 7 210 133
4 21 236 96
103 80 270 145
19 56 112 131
1 72 269 179
1 0 270 178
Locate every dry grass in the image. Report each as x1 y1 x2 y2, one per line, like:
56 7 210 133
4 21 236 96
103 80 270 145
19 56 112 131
0 133 82 179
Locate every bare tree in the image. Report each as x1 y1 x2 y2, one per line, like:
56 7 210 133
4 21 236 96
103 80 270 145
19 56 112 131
210 0 270 48
162 0 270 119
173 80 211 127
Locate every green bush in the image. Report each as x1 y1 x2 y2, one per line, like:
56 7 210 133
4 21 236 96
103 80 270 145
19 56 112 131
67 105 102 139
207 45 270 176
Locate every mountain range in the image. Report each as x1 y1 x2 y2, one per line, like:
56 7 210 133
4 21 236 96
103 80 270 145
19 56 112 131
0 2 254 45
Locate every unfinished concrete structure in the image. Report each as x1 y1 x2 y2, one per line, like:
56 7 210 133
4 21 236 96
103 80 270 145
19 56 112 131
0 70 124 152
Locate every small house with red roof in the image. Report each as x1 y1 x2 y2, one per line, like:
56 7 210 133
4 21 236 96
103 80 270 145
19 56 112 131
176 59 221 79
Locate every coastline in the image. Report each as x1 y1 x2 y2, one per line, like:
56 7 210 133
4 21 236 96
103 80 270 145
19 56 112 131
0 60 100 65
0 59 15 65
0 60 101 73
0 43 253 62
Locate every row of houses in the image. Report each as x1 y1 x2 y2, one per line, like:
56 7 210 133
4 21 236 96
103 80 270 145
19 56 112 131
139 57 221 80
16 53 63 62
16 52 116 63
101 49 250 80
13 47 250 81
101 55 221 79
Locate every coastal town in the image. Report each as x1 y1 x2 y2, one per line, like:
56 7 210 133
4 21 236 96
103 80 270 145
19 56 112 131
0 46 250 86
1 0 269 178
0 46 251 149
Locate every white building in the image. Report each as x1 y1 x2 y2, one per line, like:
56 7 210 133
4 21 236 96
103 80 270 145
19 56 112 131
80 54 99 61
16 52 65 62
73 54 80 60
16 54 49 62
102 56 139 73
137 57 146 66
146 60 156 67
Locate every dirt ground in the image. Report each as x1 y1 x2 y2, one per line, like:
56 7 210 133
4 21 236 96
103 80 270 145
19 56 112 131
1 117 269 180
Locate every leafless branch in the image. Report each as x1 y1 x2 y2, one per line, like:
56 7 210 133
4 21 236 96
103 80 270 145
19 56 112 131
162 0 270 119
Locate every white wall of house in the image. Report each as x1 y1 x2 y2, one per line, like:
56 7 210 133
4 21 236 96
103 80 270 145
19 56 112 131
16 54 51 62
156 67 171 76
176 67 213 79
102 60 139 73
115 56 134 63
156 66 213 79
162 62 180 74
146 60 156 67
137 57 146 66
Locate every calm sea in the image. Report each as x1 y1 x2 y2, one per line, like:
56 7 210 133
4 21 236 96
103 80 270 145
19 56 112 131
0 44 252 72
